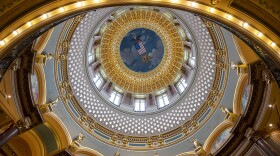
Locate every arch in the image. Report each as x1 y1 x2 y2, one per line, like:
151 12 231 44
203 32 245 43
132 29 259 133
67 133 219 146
233 73 250 115
7 136 32 156
74 146 103 156
203 120 234 154
43 112 72 149
0 1 279 69
16 130 45 156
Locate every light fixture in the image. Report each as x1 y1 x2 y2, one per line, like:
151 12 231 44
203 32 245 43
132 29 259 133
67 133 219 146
94 0 100 2
191 2 196 7
42 13 48 19
271 42 276 47
269 124 273 127
243 22 248 28
59 7 65 12
7 95 11 98
227 14 232 20
13 30 18 36
76 2 82 7
0 40 5 46
268 104 273 108
27 22 32 26
210 8 215 13
257 32 263 37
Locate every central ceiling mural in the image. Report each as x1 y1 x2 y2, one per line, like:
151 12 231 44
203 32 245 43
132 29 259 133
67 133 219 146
120 28 164 72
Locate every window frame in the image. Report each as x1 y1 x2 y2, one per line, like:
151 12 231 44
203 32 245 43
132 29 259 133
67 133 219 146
176 77 188 94
157 93 170 108
134 99 146 112
109 90 122 106
93 72 104 89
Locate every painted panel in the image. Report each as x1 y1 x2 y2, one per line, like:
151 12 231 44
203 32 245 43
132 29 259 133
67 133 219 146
120 28 164 72
31 73 39 104
241 80 250 112
210 127 232 153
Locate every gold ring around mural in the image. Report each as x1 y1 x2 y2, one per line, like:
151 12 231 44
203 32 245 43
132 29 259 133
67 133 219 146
100 10 184 94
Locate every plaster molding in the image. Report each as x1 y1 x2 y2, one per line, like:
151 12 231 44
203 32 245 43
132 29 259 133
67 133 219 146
18 130 45 156
43 112 72 149
233 73 249 115
203 120 234 154
33 28 54 54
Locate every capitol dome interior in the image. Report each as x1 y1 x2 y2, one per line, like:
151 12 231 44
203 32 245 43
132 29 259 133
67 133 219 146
0 0 279 156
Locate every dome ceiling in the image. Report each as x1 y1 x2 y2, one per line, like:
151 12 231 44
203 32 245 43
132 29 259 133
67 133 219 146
0 0 279 156
100 9 184 94
54 6 229 150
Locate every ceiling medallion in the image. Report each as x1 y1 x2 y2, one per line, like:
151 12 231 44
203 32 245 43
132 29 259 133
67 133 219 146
100 9 184 94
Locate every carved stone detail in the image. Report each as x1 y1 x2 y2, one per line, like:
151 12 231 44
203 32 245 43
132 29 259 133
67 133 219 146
39 97 59 113
192 138 206 156
69 133 85 152
220 106 239 123
210 0 221 5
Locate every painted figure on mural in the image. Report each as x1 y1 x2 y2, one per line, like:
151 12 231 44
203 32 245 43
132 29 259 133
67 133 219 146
120 28 164 73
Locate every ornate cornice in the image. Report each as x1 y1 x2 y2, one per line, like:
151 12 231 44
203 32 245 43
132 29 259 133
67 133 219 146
0 0 56 32
0 12 86 82
230 0 280 39
202 15 280 87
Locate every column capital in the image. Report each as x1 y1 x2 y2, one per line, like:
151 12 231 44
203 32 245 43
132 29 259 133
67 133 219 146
244 127 264 142
16 117 32 132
